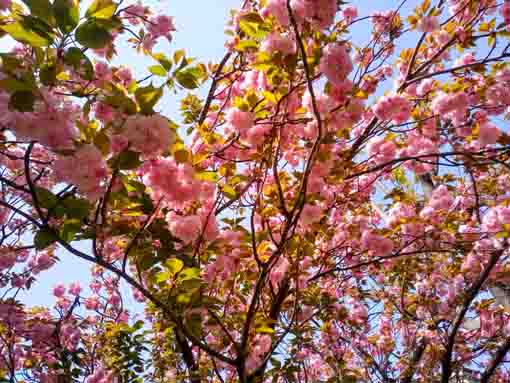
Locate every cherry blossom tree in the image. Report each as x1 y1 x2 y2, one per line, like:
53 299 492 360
2 0 510 382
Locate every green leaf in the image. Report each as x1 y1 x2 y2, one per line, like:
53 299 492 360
35 187 58 209
239 12 264 24
256 326 275 334
60 219 81 242
135 84 163 114
156 271 171 283
109 150 143 170
166 258 184 276
173 149 190 163
62 198 92 219
94 130 110 155
123 179 146 194
9 91 35 112
1 21 52 47
221 184 237 200
194 171 219 183
149 65 167 77
85 0 117 19
40 63 57 86
21 15 54 40
0 77 35 92
138 252 158 271
173 49 185 66
175 67 203 89
53 0 79 33
104 93 137 114
0 54 23 73
152 53 172 71
239 19 270 39
75 18 112 49
178 267 200 281
34 228 57 250
22 0 54 25
63 47 94 80
235 39 258 52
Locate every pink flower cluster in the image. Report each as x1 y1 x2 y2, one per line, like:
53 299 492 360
482 206 510 233
123 4 176 50
348 302 368 325
431 91 469 125
0 247 17 271
502 1 510 24
142 158 215 209
477 121 501 147
261 0 337 30
124 114 175 156
225 107 267 146
260 0 290 26
342 5 358 23
367 136 397 165
416 16 439 33
269 257 290 287
319 44 353 87
301 204 322 225
373 94 412 124
371 10 398 34
261 32 295 55
400 133 437 174
486 82 510 114
387 203 415 227
27 250 55 274
85 367 113 383
387 203 423 238
8 94 80 149
147 15 176 39
290 0 337 29
246 334 272 372
0 0 10 11
54 145 108 200
420 185 455 222
361 230 394 257
166 209 218 244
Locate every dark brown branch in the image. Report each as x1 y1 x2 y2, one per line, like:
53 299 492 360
24 143 45 223
197 52 232 126
441 243 508 383
480 337 510 383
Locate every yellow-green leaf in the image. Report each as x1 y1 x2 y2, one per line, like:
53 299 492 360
166 258 184 276
1 22 51 47
149 65 167 77
85 0 117 19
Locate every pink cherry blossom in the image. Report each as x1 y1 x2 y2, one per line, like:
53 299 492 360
166 212 203 243
416 16 439 32
52 284 66 298
0 0 11 11
68 282 81 296
477 122 501 146
319 44 353 87
124 114 175 156
373 94 412 123
261 32 295 55
225 107 254 132
342 5 358 22
367 136 397 165
122 2 146 25
54 145 108 200
147 15 176 39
